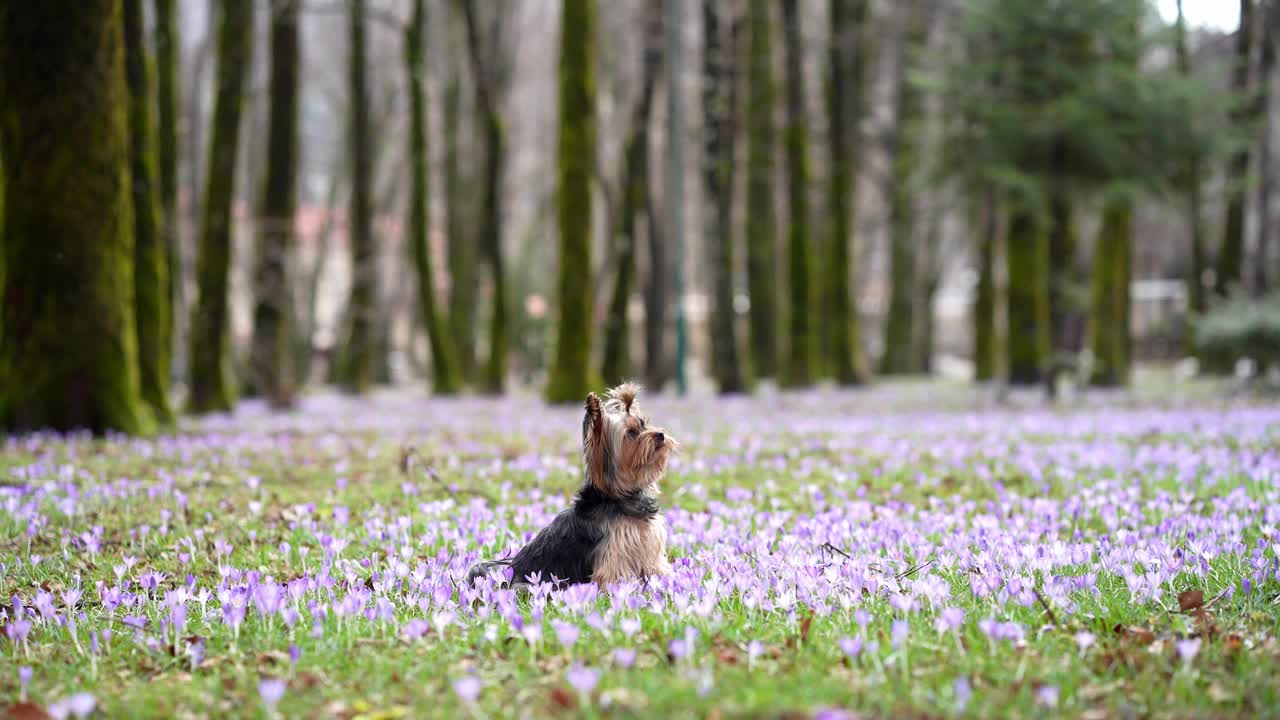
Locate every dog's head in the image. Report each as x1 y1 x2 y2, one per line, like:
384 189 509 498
582 383 676 496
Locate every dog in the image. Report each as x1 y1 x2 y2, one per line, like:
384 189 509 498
466 383 676 588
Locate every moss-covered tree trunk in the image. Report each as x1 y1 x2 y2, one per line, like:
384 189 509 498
702 0 747 394
825 0 869 385
334 0 376 393
1254 0 1277 294
879 12 921 377
1174 0 1207 349
124 0 174 424
405 0 461 396
973 195 997 381
744 0 778 381
249 0 299 408
462 0 509 394
444 41 478 385
189 0 252 414
780 0 813 387
601 1 662 386
546 0 597 403
1087 198 1132 386
1046 185 1080 358
1006 207 1050 385
0 0 152 434
1216 0 1255 299
154 0 180 390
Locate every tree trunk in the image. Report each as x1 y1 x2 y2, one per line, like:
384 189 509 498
744 0 779 380
124 0 174 423
702 0 747 394
1047 184 1079 354
602 1 662 387
1088 198 1133 386
0 0 152 433
444 35 479 385
405 0 461 395
973 194 997 381
780 0 812 387
880 6 921 376
1006 207 1050 385
461 0 509 394
546 0 597 403
189 0 252 414
249 0 299 408
643 188 671 390
1216 0 1255 299
825 0 870 385
335 0 376 393
154 0 181 389
1255 0 1277 294
1175 0 1207 349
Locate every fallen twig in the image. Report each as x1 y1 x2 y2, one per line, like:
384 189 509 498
820 542 851 560
894 559 933 581
399 445 498 503
1033 587 1061 629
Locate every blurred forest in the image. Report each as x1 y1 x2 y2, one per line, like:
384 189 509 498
1 0 1278 433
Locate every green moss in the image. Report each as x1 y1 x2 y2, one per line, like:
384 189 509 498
189 0 252 413
546 0 597 404
0 0 153 434
405 0 462 396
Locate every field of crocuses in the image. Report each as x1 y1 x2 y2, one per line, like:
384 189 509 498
3 385 1280 719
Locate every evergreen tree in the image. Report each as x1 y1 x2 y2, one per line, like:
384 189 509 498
972 200 997 381
1174 0 1207 338
405 0 462 395
1088 194 1133 386
189 0 253 413
1 0 152 433
546 0 598 403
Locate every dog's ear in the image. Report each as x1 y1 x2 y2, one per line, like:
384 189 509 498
583 392 611 493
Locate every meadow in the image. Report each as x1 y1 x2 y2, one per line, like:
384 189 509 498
2 384 1279 719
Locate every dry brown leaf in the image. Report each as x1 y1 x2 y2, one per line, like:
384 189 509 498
1178 590 1205 612
548 687 577 712
1113 624 1156 645
800 613 814 642
5 703 53 720
1208 683 1235 703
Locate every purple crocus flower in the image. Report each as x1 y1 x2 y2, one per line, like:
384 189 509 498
566 664 600 696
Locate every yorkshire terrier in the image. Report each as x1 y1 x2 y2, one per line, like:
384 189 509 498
466 383 676 588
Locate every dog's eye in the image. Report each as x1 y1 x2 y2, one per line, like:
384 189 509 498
626 429 638 440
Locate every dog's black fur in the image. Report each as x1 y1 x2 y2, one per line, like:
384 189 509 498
465 482 659 587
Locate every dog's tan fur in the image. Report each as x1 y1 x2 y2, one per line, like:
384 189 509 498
593 514 672 585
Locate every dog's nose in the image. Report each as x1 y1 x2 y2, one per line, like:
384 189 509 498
655 432 665 445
